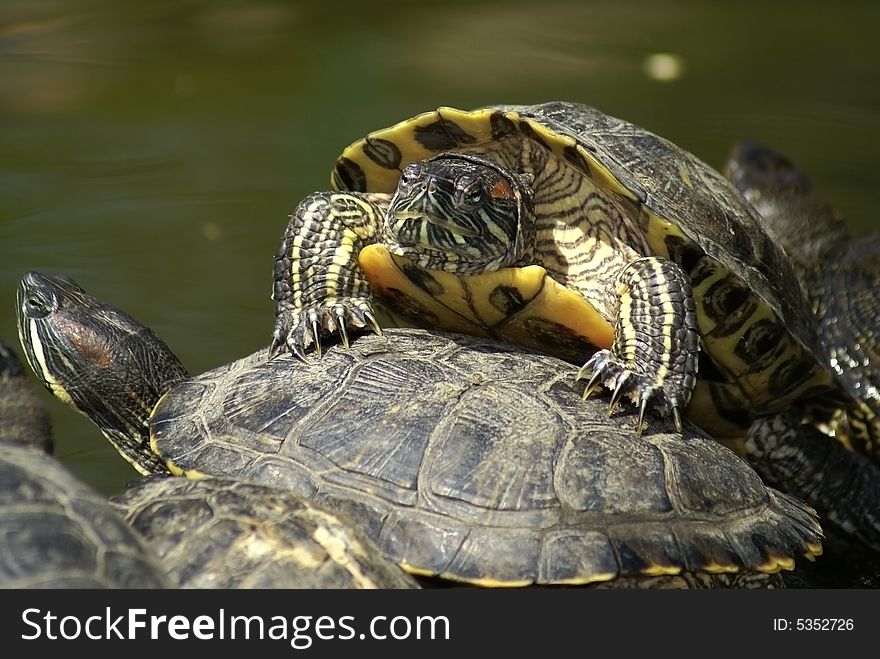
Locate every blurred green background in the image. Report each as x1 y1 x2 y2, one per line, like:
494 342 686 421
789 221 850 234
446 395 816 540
1 0 878 494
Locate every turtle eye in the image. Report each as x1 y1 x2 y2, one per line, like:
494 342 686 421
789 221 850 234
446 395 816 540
466 185 484 206
456 179 486 210
23 294 51 318
399 163 422 188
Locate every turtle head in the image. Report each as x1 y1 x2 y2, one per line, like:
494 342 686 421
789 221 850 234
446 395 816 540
16 271 188 474
384 153 534 273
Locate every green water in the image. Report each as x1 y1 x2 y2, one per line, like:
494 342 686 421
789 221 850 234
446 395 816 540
1 0 878 494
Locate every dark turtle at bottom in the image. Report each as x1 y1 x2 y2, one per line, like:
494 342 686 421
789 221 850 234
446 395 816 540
111 475 418 589
151 333 820 588
0 339 415 589
0 444 172 588
16 273 824 587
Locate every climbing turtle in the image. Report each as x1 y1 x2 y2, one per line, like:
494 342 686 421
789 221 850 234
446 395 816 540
270 101 835 438
17 272 824 588
0 337 415 589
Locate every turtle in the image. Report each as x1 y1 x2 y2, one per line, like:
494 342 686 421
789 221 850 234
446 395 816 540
0 337 416 589
269 101 836 440
0 443 174 588
16 271 826 588
108 474 419 589
721 143 880 550
725 142 880 461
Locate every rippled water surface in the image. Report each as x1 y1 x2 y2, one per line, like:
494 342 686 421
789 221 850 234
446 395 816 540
1 0 878 493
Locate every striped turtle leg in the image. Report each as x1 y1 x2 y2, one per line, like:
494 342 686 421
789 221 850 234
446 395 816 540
271 191 390 359
746 411 880 550
577 256 700 433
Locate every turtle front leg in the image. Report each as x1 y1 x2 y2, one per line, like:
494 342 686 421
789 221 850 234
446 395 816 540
577 257 700 433
271 191 391 359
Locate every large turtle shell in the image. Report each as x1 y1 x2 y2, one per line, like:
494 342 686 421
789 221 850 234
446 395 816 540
332 102 835 438
149 329 822 586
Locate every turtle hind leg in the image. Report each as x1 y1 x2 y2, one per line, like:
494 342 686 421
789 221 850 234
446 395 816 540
577 257 700 433
270 191 390 359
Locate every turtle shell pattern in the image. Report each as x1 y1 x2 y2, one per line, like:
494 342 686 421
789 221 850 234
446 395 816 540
149 329 822 586
112 475 418 589
0 444 170 588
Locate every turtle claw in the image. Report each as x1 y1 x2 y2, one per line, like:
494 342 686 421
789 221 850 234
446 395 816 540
310 316 322 358
268 333 286 361
578 365 604 400
577 348 689 435
578 349 637 416
270 297 380 360
607 372 632 415
637 397 650 436
336 312 350 349
671 407 682 434
364 310 383 337
288 341 308 363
